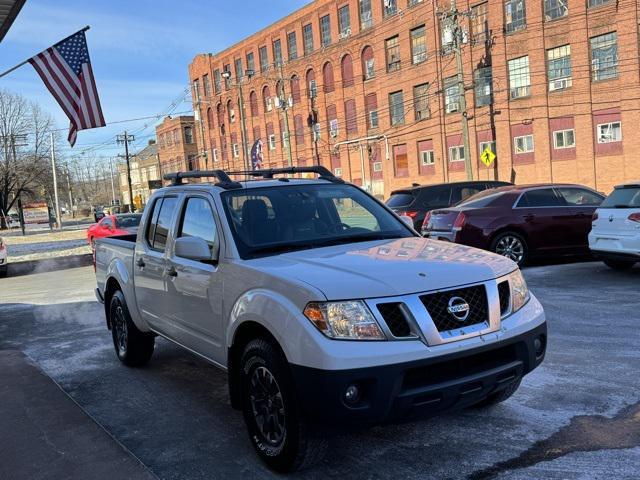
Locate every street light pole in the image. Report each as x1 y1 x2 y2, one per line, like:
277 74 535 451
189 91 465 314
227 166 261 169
278 63 293 167
116 131 135 212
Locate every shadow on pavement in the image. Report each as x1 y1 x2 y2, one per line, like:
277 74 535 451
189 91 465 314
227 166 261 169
7 254 92 278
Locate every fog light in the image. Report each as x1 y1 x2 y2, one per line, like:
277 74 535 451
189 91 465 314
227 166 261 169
534 335 546 358
344 385 360 404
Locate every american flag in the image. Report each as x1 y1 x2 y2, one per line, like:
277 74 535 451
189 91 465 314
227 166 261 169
29 30 105 146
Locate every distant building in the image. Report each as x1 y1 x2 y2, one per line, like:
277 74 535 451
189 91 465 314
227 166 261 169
156 115 199 182
118 139 161 211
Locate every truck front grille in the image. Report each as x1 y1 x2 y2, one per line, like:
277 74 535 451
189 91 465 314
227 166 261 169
377 302 412 337
420 285 488 333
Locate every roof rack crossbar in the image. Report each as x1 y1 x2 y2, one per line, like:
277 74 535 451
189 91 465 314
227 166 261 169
163 170 243 189
228 166 343 183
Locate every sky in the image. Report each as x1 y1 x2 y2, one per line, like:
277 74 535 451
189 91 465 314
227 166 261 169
0 0 308 160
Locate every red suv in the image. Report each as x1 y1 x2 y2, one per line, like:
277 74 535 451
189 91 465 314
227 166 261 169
422 184 604 265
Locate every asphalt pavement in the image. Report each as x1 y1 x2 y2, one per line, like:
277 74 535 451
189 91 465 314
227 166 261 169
0 262 638 479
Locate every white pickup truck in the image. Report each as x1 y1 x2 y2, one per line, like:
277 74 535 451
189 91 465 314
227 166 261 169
94 167 547 472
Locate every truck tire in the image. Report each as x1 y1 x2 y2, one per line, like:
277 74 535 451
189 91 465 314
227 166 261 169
603 259 636 270
474 378 522 408
109 290 154 367
240 338 327 472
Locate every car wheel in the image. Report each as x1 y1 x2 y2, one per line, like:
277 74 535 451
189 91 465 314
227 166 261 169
474 378 522 408
603 259 636 270
240 338 327 472
109 290 154 367
491 232 528 266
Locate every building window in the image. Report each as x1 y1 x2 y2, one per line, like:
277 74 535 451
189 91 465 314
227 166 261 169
246 52 255 73
345 99 358 133
232 143 239 158
286 32 298 61
234 58 243 79
383 0 397 18
334 167 343 177
360 0 373 29
369 110 379 129
440 20 454 54
591 32 618 81
553 129 575 149
514 134 534 153
508 56 530 99
214 69 221 94
474 66 492 106
323 62 335 93
268 134 276 150
341 54 354 87
413 83 430 120
303 24 314 55
250 91 259 116
393 144 408 177
203 74 211 97
362 45 375 80
410 25 427 64
408 0 423 6
505 0 526 33
547 45 572 91
223 64 231 89
471 3 488 43
365 92 378 129
184 126 193 144
588 0 611 7
320 15 331 47
479 140 496 157
385 36 401 72
373 161 383 172
449 145 465 162
544 0 568 20
389 90 405 126
420 149 435 165
281 131 289 149
339 5 351 38
212 148 219 162
597 121 622 143
259 46 269 72
273 39 283 67
444 76 460 113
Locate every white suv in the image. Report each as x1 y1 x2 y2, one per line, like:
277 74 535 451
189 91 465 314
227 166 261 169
589 182 640 270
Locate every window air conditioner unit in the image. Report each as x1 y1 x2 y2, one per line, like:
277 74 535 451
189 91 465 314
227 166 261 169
309 80 317 98
340 28 351 39
274 97 281 108
549 78 570 91
446 102 459 113
266 98 273 111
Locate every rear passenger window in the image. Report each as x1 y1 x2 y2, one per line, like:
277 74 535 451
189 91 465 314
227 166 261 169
556 187 603 206
147 197 178 251
517 189 563 207
179 197 217 250
145 200 162 246
451 185 483 205
419 186 451 208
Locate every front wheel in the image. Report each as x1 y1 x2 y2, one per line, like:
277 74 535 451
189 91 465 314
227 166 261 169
490 232 528 266
240 338 327 472
603 259 636 270
109 290 154 367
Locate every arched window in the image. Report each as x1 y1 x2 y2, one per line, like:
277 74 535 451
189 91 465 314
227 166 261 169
262 85 272 111
341 54 354 88
323 62 334 93
361 46 375 80
216 103 224 127
294 114 304 145
249 90 259 117
207 107 214 130
290 75 301 103
226 99 235 124
305 68 316 98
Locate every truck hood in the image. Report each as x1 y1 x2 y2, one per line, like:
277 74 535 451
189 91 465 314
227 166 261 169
246 237 516 300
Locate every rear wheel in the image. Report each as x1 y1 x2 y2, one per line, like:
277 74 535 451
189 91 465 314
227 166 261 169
491 232 528 266
240 338 327 472
109 290 154 367
603 259 636 270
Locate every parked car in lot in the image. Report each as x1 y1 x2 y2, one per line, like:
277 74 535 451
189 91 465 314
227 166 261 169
386 181 512 230
94 167 547 472
589 182 640 270
0 237 7 277
87 214 142 249
422 184 604 266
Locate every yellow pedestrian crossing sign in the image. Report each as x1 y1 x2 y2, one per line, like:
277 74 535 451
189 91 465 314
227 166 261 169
480 147 496 167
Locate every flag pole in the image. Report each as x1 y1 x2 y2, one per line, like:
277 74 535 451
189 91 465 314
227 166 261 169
0 26 90 79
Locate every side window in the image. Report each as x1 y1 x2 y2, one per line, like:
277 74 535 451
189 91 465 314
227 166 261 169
556 187 603 206
331 197 380 231
178 197 217 251
518 188 563 207
451 185 483 205
102 218 113 228
146 199 162 246
419 186 451 208
152 197 178 251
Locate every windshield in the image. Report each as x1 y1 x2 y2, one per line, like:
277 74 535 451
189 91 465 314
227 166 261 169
601 187 640 208
386 191 416 208
222 183 415 259
116 214 142 229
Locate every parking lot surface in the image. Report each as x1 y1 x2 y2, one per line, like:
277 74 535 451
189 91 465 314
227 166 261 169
0 262 638 479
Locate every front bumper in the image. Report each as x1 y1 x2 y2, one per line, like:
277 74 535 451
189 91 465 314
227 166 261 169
290 321 546 426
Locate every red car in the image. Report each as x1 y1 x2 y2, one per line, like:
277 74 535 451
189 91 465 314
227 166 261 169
87 214 142 248
422 184 604 266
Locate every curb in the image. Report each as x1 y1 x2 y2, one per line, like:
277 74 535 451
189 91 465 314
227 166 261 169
7 254 93 278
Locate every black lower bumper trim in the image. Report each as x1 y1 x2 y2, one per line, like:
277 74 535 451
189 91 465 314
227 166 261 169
591 250 640 263
290 322 547 426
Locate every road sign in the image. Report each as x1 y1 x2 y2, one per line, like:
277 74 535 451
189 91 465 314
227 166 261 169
23 202 49 224
480 147 496 167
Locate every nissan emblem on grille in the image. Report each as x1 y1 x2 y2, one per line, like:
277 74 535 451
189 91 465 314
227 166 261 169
447 296 470 322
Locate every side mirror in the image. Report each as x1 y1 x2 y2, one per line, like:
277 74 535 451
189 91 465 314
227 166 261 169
174 236 217 262
399 215 414 228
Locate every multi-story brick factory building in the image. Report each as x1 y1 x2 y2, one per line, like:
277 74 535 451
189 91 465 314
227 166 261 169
156 115 199 179
189 0 640 198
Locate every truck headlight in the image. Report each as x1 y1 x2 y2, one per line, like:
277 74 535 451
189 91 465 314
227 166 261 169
509 269 530 313
304 301 386 340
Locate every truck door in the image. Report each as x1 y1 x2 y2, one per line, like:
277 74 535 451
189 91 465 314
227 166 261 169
134 195 179 330
164 195 224 364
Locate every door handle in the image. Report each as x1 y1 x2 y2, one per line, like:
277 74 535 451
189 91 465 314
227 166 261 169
164 266 178 278
136 258 145 268
523 214 535 222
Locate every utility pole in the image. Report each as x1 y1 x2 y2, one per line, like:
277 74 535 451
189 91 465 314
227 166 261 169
65 165 75 218
116 131 135 212
108 157 116 206
49 132 62 229
278 64 294 167
192 81 208 170
308 81 320 166
442 0 474 181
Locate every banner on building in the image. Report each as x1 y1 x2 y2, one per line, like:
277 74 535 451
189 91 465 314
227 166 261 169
251 139 264 170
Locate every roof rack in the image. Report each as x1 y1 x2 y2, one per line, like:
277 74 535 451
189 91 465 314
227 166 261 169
163 170 243 189
228 166 343 183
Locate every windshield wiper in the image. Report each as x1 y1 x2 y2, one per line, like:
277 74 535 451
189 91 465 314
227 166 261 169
247 243 315 258
611 204 632 208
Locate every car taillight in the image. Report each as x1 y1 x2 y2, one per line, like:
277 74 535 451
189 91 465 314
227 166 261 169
402 210 419 218
629 213 640 223
422 211 432 228
592 212 598 222
453 212 467 230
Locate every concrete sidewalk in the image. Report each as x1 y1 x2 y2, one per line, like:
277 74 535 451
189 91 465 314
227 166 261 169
0 350 156 480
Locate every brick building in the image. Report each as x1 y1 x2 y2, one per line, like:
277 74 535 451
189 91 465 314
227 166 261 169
117 139 162 210
156 115 199 180
188 0 640 197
